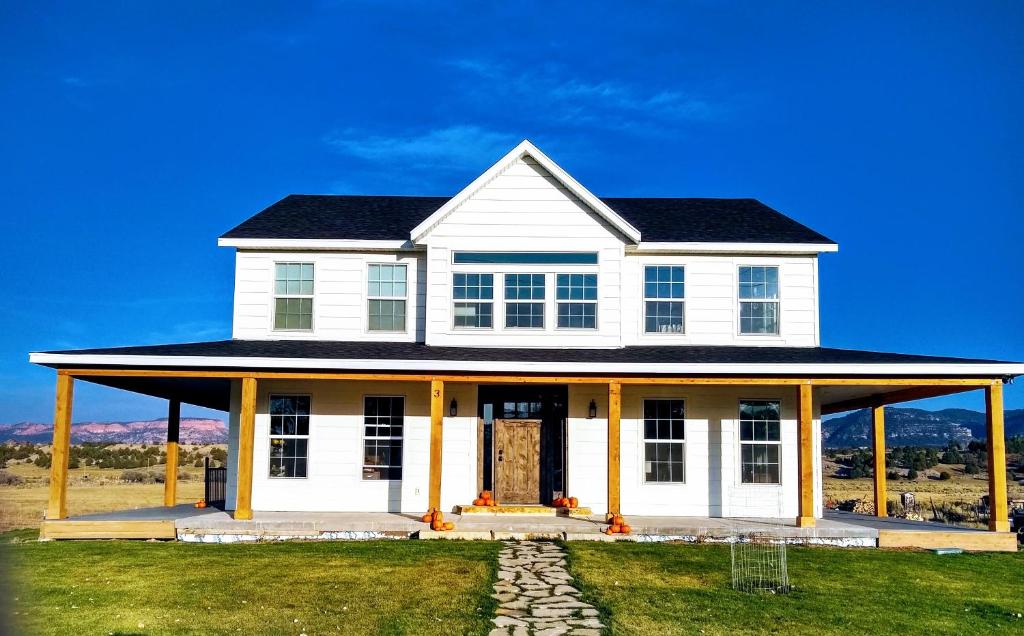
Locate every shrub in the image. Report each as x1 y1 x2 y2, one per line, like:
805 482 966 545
120 470 148 483
0 471 24 486
907 467 918 480
194 459 204 468
938 471 951 481
964 463 980 475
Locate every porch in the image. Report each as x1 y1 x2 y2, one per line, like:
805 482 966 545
37 506 1018 551
28 341 1019 548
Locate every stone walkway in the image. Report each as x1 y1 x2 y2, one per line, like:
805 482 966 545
489 540 605 636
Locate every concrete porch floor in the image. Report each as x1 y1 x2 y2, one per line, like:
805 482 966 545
37 506 1018 551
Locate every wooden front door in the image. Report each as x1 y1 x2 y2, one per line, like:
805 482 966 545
494 419 541 504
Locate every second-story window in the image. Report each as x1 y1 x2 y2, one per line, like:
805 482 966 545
505 274 545 328
644 265 685 334
274 262 314 331
453 273 493 328
367 264 407 332
556 273 597 329
738 266 779 334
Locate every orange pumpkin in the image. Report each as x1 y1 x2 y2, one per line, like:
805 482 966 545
431 520 443 531
480 490 492 499
568 497 579 509
604 527 615 535
473 498 485 506
620 524 632 534
612 515 625 526
421 513 433 523
443 521 455 531
433 511 444 522
610 524 622 534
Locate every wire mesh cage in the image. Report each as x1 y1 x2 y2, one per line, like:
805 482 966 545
730 533 791 594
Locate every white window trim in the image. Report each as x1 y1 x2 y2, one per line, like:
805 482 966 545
503 273 547 330
736 398 783 486
640 397 687 485
267 393 311 480
737 264 781 337
271 261 316 333
451 272 495 330
555 272 599 330
642 264 686 336
361 394 406 482
366 262 409 333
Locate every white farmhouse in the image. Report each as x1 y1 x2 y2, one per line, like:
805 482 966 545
30 141 1023 543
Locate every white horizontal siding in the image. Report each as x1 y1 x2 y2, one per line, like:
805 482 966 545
621 254 820 347
232 251 425 342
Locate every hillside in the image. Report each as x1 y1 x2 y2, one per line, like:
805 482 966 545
0 418 226 445
822 407 1024 448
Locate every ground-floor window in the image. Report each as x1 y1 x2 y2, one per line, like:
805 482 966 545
643 398 685 483
269 395 310 478
739 399 781 484
363 395 404 480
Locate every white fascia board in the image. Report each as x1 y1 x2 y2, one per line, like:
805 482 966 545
217 238 420 251
28 352 1024 377
409 139 642 244
631 242 839 255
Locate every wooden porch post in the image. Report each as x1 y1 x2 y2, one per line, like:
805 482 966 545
607 380 621 517
163 399 181 507
796 383 815 528
871 405 887 518
46 373 75 520
985 382 1009 532
428 379 444 512
234 377 257 520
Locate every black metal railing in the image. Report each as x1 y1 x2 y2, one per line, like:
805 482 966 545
204 457 227 509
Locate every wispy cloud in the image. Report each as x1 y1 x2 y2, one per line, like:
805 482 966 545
324 125 520 170
445 58 727 134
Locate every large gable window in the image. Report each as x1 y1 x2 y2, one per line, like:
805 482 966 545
643 399 685 483
556 273 597 329
505 273 545 328
367 264 407 332
453 273 493 328
738 266 779 335
274 263 314 331
739 400 781 484
363 396 404 480
644 266 685 334
269 395 309 478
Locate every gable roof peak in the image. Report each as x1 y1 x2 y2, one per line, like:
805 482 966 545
409 139 643 244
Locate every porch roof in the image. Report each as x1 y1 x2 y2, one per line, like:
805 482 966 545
28 340 1022 413
29 339 1023 376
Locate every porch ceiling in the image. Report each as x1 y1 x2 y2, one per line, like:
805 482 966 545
79 374 231 411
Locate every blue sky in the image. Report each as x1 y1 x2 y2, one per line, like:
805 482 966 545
0 1 1021 422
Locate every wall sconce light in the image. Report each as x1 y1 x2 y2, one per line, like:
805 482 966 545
588 399 598 419
449 398 458 417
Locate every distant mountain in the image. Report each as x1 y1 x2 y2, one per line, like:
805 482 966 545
0 418 227 445
823 407 1024 448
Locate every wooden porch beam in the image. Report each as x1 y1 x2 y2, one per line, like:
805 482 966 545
607 380 621 517
46 373 75 520
985 383 1009 532
820 385 980 415
428 379 444 512
234 377 257 520
871 405 887 518
163 400 180 507
796 384 815 528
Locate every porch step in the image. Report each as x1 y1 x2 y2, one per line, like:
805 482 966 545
456 504 593 517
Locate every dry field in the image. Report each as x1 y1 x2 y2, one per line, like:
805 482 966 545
0 445 217 531
823 458 1024 508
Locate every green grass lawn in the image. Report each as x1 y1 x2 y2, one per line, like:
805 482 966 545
2 530 500 636
566 542 1024 635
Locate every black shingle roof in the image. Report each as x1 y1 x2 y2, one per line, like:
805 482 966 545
220 195 836 244
38 340 1011 369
